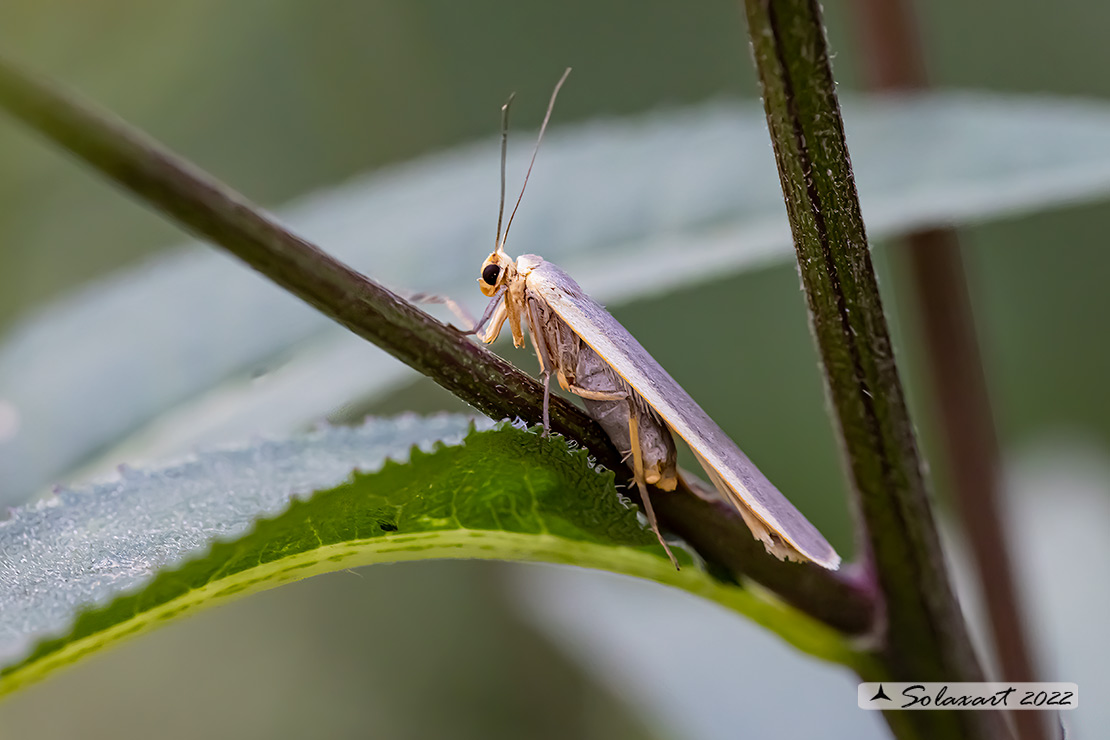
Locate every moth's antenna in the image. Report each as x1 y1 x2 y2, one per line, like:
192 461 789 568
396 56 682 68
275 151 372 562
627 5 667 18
501 67 571 248
494 92 515 254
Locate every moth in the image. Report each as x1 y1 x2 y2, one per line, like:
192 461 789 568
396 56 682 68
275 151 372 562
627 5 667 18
468 69 840 571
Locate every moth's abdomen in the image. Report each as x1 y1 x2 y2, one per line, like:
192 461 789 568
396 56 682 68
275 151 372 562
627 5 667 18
576 344 678 492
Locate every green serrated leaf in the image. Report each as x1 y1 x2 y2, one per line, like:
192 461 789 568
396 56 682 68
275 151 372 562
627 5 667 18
0 416 860 698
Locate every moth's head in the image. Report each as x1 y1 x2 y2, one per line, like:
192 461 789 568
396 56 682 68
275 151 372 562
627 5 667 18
478 248 515 297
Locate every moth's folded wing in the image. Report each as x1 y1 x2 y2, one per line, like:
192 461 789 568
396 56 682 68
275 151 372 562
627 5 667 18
530 261 840 570
689 450 811 564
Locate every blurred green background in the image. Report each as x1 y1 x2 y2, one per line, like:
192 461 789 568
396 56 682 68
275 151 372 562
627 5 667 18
1 1 1108 738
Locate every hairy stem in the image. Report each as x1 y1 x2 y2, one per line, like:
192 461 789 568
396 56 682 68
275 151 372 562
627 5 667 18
741 1 1007 737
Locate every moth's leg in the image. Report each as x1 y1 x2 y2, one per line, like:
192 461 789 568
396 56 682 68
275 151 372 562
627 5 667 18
542 371 552 434
468 286 507 337
627 412 680 570
556 368 573 392
524 301 548 374
508 280 528 348
526 298 558 436
473 287 512 342
477 299 510 344
411 288 508 341
407 293 477 331
566 384 625 402
565 385 632 461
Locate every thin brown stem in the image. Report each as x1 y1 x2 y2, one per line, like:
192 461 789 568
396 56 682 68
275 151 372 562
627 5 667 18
849 2 1046 739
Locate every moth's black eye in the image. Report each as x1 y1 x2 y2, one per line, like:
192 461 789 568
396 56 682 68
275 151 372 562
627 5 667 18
482 263 501 286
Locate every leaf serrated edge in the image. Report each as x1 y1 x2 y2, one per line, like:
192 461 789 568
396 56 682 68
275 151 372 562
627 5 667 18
0 423 636 689
1 417 479 666
1 422 866 699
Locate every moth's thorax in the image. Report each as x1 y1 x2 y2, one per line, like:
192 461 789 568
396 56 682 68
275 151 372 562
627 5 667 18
515 254 545 275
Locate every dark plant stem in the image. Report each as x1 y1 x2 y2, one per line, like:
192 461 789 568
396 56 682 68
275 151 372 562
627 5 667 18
0 54 874 636
741 1 1007 738
849 2 1046 739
